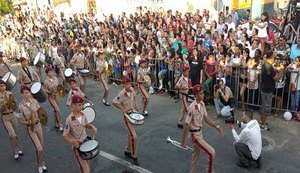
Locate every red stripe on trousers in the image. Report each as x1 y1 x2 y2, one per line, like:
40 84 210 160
27 128 39 168
181 94 188 113
73 147 84 173
138 84 147 111
191 133 213 173
1 116 14 154
47 93 58 124
123 115 135 156
100 74 108 90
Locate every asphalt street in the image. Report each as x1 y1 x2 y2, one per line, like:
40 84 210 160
0 62 299 173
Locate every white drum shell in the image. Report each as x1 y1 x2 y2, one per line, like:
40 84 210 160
82 106 95 124
31 82 47 103
78 139 100 160
34 52 46 68
2 72 17 91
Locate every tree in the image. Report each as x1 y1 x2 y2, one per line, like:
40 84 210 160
0 0 14 16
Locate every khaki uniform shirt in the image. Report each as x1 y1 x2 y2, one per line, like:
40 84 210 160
66 87 85 106
176 75 190 94
63 112 88 142
113 88 136 110
185 100 207 132
43 76 59 94
17 66 39 84
137 67 146 81
19 98 40 122
70 53 85 69
53 55 65 68
0 61 11 77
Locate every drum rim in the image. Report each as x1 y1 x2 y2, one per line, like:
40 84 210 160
129 113 144 121
80 69 90 73
31 82 42 94
79 140 99 152
82 106 96 123
2 72 11 81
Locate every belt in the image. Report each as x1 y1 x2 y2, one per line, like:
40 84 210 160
2 111 13 115
24 82 31 85
190 129 201 132
26 119 40 127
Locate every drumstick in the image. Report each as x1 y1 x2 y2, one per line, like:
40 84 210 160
92 134 95 140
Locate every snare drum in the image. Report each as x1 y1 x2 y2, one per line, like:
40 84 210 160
82 106 96 124
31 82 47 103
64 68 75 80
78 139 100 160
33 52 46 68
79 69 90 77
128 112 144 125
2 72 17 91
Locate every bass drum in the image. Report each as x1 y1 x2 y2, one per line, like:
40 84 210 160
33 52 46 68
64 68 75 81
78 139 100 160
79 69 90 77
2 72 17 91
31 82 47 103
82 106 96 124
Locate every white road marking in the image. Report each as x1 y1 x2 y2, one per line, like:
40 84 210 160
93 150 153 173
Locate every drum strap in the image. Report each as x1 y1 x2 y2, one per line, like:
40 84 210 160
23 67 33 82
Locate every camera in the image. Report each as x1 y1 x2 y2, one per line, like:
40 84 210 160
224 110 241 127
214 84 220 90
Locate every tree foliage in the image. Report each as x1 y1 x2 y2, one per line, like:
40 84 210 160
0 0 14 16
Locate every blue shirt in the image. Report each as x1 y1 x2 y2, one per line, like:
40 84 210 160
290 44 300 61
203 39 212 49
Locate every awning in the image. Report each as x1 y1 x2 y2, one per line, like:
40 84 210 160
13 0 27 6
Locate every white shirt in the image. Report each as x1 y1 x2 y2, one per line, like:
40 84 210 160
232 119 262 160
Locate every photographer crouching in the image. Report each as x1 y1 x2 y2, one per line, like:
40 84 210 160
230 109 262 169
214 78 234 117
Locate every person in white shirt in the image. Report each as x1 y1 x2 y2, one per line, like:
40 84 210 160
230 109 262 168
225 15 236 32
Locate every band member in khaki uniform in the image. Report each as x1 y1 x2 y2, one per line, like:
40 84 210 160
70 47 90 92
43 66 63 131
181 84 223 173
18 85 47 173
0 51 11 77
113 77 140 166
66 78 93 110
17 57 40 88
175 65 192 128
63 95 97 173
137 59 149 116
97 51 110 106
0 80 23 159
53 48 67 88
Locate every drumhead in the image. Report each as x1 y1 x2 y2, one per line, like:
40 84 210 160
129 113 144 121
64 68 73 77
79 140 98 152
2 72 10 82
80 69 90 73
82 106 95 124
31 82 42 94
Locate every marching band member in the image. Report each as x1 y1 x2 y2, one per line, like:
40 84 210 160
63 95 98 173
43 66 63 131
181 84 223 173
17 57 40 88
66 78 93 110
53 48 67 89
0 79 23 160
174 65 192 128
0 51 11 77
70 47 90 93
113 77 140 166
96 51 110 106
18 85 47 173
137 58 149 116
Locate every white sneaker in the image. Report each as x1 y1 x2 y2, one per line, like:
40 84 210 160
42 165 48 172
38 167 43 173
18 150 23 156
14 154 19 160
159 85 163 90
59 127 64 132
149 86 154 94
